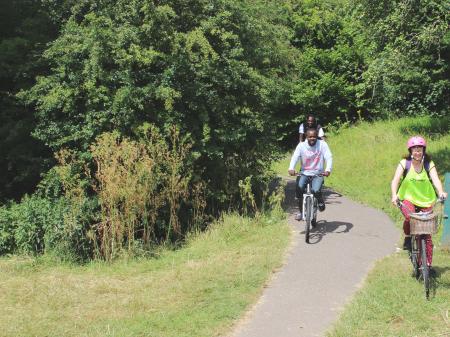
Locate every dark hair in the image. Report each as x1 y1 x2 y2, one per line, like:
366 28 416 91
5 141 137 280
305 127 318 135
304 115 318 127
403 151 431 162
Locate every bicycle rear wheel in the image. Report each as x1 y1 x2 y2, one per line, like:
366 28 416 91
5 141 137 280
305 197 312 243
420 237 430 299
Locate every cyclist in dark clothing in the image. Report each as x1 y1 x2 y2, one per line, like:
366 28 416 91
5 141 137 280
299 115 325 142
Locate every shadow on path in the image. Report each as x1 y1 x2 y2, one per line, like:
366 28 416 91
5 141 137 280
302 220 354 245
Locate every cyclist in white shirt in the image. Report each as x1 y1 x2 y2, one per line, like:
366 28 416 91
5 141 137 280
289 128 333 220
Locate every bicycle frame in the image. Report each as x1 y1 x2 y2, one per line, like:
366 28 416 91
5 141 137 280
302 181 318 222
409 235 427 271
299 174 321 243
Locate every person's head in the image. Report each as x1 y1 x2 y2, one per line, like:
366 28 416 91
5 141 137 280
305 114 317 128
405 136 429 161
306 128 318 146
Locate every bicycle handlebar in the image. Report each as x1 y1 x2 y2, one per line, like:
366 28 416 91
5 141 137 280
295 172 327 177
396 197 445 215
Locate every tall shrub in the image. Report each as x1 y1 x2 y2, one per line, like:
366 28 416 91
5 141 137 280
89 125 195 260
0 205 15 254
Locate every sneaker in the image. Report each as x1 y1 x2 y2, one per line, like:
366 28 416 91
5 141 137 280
403 237 412 251
295 212 302 221
318 201 325 212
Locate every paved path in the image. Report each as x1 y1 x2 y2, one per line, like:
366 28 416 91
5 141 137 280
229 179 400 337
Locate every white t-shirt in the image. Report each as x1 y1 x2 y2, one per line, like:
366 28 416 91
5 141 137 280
299 123 325 138
289 140 332 176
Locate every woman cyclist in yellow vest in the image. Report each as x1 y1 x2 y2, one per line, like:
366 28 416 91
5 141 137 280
391 136 447 267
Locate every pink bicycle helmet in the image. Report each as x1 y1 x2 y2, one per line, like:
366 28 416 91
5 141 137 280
407 136 426 149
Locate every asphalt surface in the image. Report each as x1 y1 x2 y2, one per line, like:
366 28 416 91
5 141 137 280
228 178 400 337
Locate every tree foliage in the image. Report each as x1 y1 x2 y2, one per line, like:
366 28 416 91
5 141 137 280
279 0 448 145
352 0 449 117
21 0 295 208
275 0 368 145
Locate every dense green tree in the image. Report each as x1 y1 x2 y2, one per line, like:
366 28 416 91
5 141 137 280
277 0 366 145
352 0 449 117
22 0 296 208
281 0 449 137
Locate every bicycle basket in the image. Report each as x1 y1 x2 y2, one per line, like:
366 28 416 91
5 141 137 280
409 211 438 234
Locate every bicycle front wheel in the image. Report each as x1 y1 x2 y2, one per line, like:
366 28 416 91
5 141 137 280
420 237 430 299
410 237 419 279
305 197 312 243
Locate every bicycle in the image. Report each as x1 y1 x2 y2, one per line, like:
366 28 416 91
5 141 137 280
296 174 323 243
397 198 445 299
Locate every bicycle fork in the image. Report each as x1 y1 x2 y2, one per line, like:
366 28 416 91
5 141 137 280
302 184 317 222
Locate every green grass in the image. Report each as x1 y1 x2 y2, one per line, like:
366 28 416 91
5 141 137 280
322 116 450 336
270 154 291 178
0 212 290 337
327 252 450 337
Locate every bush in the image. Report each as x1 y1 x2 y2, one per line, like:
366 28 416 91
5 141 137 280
43 196 98 262
0 194 97 261
0 205 15 254
11 195 50 254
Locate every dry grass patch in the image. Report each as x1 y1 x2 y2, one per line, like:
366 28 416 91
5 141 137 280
0 212 290 337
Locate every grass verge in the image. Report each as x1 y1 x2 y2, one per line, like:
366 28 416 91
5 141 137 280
323 116 450 336
0 212 290 337
327 252 450 337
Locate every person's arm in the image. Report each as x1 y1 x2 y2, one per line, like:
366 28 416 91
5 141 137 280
321 141 332 176
298 123 304 143
428 164 448 199
318 127 325 140
391 161 405 205
288 143 302 176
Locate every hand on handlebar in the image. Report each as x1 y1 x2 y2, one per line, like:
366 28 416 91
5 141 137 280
288 169 296 176
392 196 399 207
322 171 330 177
439 192 447 202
